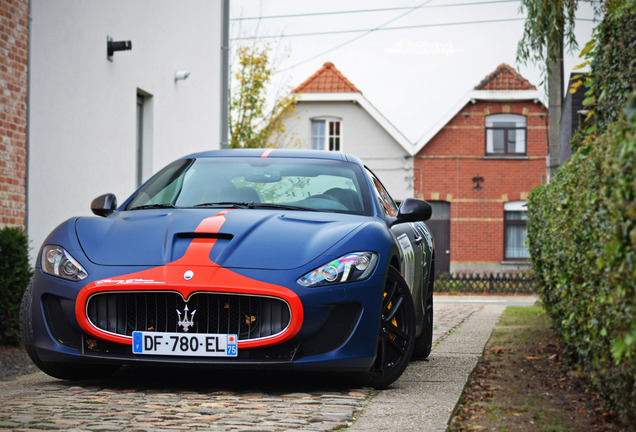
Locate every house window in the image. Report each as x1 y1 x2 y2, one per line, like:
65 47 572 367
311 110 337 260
486 114 526 155
504 201 529 260
312 119 341 151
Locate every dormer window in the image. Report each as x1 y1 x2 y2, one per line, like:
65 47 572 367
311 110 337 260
485 114 526 155
312 119 341 151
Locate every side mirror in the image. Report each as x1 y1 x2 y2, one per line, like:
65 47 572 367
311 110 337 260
396 198 432 223
91 193 117 217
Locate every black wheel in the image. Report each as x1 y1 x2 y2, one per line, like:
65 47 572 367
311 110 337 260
20 281 119 381
413 268 434 359
359 267 416 389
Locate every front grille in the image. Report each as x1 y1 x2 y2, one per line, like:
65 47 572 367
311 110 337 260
86 292 291 341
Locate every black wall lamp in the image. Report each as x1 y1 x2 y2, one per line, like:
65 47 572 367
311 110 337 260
472 174 484 190
107 36 132 61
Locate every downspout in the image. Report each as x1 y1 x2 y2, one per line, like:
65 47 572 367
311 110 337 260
25 0 33 234
220 0 230 149
413 166 423 199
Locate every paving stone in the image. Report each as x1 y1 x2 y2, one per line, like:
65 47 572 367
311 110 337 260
0 301 488 431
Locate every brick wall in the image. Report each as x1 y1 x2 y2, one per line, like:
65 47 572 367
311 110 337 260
0 0 29 228
415 99 548 273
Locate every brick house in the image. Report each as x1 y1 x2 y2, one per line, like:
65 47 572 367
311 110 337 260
0 0 29 228
413 64 547 275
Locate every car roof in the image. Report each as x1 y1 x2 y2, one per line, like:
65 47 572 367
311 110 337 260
183 148 365 165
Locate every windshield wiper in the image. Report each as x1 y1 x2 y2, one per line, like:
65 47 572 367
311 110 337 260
195 202 320 212
245 203 320 212
128 203 176 210
194 202 251 209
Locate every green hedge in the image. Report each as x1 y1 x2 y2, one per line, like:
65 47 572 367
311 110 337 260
0 227 33 345
527 2 635 423
527 95 636 424
584 0 636 134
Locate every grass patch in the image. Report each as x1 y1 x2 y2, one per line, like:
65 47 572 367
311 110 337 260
449 305 626 432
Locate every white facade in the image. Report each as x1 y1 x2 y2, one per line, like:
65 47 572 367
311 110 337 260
280 93 414 201
28 0 223 262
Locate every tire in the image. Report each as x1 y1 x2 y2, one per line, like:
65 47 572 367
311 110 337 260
20 281 119 381
359 267 416 389
413 268 434 359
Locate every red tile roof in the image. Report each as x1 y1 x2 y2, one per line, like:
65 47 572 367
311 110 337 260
474 63 537 91
293 62 361 93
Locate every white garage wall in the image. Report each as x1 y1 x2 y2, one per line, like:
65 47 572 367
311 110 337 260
28 0 223 263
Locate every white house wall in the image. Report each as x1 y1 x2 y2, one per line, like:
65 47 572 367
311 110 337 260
282 101 413 201
28 0 222 263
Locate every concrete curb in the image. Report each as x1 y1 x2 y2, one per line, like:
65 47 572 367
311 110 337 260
348 304 507 431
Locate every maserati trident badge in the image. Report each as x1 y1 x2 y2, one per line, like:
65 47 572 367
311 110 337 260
177 305 196 331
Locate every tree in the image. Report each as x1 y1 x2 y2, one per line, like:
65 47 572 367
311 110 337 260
517 0 581 67
228 44 297 149
516 0 590 180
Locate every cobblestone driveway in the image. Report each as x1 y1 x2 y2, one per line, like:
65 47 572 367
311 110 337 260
0 303 482 432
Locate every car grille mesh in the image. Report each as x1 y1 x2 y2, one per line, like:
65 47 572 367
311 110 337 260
86 292 291 341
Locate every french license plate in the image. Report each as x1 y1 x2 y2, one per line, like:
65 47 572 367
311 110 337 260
132 331 238 357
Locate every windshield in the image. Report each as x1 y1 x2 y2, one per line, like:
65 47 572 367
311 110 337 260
125 157 372 215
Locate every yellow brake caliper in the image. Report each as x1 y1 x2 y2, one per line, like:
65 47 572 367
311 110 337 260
383 292 398 341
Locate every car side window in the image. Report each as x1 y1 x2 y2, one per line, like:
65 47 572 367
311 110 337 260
365 168 398 218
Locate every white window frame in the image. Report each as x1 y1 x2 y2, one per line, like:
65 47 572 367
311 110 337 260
503 201 529 260
311 118 342 151
486 114 526 155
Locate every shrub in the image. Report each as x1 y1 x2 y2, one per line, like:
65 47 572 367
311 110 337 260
585 0 636 133
527 2 635 423
527 94 636 424
0 227 33 345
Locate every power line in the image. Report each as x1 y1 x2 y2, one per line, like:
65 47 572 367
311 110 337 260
232 17 526 41
231 15 595 41
231 0 520 21
231 2 594 73
273 0 436 73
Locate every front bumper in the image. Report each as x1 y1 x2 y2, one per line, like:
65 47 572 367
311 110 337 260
30 263 385 372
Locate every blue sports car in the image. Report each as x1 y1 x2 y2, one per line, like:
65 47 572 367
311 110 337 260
21 149 434 388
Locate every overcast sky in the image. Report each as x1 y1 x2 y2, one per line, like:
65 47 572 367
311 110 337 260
229 0 597 145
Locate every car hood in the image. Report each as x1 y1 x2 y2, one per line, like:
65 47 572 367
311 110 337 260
75 209 364 269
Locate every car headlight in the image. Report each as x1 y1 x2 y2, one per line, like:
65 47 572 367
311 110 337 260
297 252 378 287
41 245 88 281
